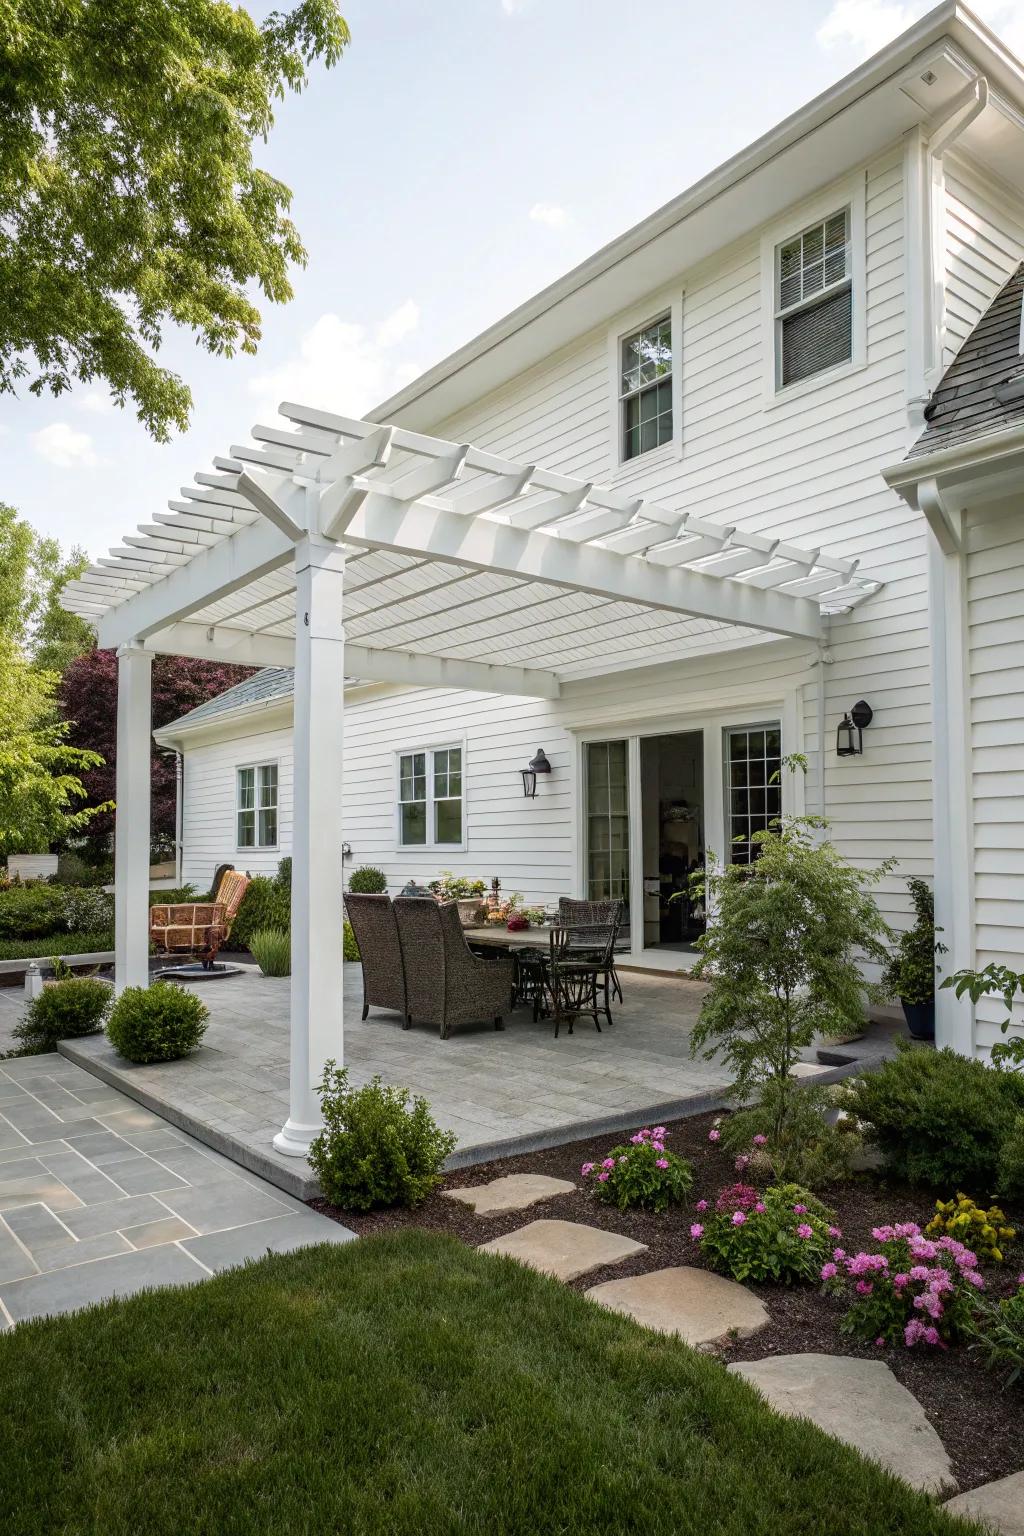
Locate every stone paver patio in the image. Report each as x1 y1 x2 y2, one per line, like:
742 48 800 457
0 1053 354 1327
16 962 891 1200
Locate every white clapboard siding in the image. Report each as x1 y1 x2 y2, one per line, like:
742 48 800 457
945 153 1024 367
177 151 1024 968
966 503 1024 1055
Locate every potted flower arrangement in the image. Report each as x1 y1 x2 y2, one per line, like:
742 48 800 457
883 878 945 1040
428 872 487 926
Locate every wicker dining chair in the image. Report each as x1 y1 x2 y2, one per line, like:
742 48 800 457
546 921 619 1038
344 893 408 1025
557 897 625 1003
393 897 514 1039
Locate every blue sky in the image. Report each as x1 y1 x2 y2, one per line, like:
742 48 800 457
4 0 1022 560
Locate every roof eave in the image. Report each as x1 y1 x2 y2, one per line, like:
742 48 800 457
369 3 1022 432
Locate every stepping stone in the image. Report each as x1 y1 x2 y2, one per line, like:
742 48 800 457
728 1354 956 1494
444 1173 576 1216
478 1219 645 1282
944 1472 1024 1534
585 1265 768 1347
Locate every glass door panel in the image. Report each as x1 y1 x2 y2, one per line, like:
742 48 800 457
585 741 630 922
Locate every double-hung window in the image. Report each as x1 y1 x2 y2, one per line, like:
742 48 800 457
237 763 278 849
620 314 673 460
398 746 463 847
774 207 852 389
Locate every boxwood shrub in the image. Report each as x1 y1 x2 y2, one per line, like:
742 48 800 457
106 981 209 1064
11 978 112 1056
309 1062 456 1210
847 1044 1024 1193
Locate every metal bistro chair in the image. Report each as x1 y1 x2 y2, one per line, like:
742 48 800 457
546 920 619 1039
557 898 625 1004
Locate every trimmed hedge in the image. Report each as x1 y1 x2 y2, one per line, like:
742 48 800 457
0 885 113 940
0 931 114 961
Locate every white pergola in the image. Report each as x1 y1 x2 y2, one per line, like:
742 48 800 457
64 401 881 1157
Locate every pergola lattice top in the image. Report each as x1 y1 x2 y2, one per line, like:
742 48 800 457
63 402 882 697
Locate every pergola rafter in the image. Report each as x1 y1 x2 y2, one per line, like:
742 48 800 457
61 401 883 1164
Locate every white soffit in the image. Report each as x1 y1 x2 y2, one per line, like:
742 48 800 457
63 405 883 696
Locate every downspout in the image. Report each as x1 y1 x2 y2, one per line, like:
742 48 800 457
174 750 184 887
815 641 829 825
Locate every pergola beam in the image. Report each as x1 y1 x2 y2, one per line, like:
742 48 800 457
145 621 561 697
96 518 295 648
342 493 824 640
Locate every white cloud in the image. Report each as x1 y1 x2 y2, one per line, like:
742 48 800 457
30 421 99 469
375 298 420 348
75 389 113 415
501 0 529 13
248 303 423 419
529 201 569 229
817 0 1024 59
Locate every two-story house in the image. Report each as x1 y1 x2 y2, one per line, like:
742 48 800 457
69 4 1024 1087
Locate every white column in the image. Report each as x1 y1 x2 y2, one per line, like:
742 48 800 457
274 539 346 1156
114 644 154 993
928 533 974 1054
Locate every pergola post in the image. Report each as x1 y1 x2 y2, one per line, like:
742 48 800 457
274 538 347 1157
114 644 154 993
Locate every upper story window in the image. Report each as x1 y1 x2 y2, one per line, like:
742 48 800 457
398 745 463 848
620 315 673 460
774 207 852 389
237 763 278 849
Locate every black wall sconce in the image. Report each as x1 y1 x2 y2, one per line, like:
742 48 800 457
837 700 873 757
521 748 552 798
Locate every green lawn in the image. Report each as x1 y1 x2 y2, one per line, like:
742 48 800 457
0 1231 982 1535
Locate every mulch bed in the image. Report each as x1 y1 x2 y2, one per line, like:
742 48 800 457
312 1109 1024 1496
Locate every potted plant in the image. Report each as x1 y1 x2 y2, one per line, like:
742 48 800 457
883 877 945 1040
428 873 487 926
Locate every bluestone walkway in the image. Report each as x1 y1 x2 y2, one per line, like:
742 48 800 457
0 1053 354 1327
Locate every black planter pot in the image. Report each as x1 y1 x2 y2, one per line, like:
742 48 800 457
901 997 935 1041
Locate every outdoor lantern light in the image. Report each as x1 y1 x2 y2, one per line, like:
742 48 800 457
521 748 552 799
836 700 873 757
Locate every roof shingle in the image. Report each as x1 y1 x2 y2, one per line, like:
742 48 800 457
166 667 295 730
909 263 1024 458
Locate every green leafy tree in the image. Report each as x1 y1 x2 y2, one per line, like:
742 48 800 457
0 503 93 667
0 0 349 440
690 814 893 1143
0 637 110 853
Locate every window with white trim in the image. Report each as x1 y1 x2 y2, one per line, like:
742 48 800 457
237 763 278 849
619 314 673 460
398 746 463 847
774 207 852 389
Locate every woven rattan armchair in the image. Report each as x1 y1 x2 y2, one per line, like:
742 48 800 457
149 868 250 969
344 892 408 1025
394 897 513 1039
557 897 625 1003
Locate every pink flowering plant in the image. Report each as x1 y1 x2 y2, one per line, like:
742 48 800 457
822 1222 984 1349
696 1182 836 1284
581 1127 693 1213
